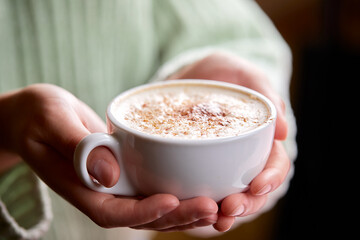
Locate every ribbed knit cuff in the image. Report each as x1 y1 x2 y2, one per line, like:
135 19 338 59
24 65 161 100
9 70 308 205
0 163 52 240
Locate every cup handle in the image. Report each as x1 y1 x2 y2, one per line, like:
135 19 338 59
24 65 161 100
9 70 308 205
73 133 137 196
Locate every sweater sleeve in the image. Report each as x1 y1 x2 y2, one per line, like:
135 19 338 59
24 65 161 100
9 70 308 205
151 0 297 234
0 163 52 240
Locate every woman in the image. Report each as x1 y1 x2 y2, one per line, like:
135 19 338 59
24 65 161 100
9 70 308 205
0 0 296 239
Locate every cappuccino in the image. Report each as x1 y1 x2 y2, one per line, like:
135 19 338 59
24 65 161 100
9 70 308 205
112 83 270 139
75 80 276 200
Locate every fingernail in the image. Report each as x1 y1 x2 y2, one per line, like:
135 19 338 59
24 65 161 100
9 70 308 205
231 204 245 216
256 185 272 196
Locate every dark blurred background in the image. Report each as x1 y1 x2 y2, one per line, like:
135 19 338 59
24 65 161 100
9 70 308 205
154 0 359 239
257 0 358 239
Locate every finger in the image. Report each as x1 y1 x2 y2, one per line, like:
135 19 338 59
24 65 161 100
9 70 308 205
270 95 288 140
157 218 219 232
250 141 290 196
87 146 120 187
131 197 218 230
255 91 288 141
213 212 235 232
220 192 267 217
26 141 180 228
31 106 89 160
19 86 99 160
238 58 289 141
36 98 106 161
99 194 180 228
76 100 107 133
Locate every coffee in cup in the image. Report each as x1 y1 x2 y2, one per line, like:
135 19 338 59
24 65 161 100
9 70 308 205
74 80 276 202
112 83 270 139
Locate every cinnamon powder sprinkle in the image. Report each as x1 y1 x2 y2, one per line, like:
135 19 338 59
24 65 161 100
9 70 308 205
116 87 270 139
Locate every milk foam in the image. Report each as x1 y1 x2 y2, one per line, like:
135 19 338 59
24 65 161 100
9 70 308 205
112 84 270 139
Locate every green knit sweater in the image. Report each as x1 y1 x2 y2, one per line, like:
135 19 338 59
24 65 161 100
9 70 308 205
0 1 296 239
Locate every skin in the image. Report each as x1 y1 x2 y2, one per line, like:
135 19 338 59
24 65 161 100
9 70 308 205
0 52 290 233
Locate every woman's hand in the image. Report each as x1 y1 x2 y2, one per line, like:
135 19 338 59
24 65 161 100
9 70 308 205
169 51 291 232
0 84 218 231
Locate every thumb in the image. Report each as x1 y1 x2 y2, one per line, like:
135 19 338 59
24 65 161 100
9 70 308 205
272 96 288 140
87 146 120 188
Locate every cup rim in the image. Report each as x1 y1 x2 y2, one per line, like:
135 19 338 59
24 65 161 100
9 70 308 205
107 79 277 145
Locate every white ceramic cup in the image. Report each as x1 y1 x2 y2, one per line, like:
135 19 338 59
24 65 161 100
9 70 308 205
74 80 276 202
